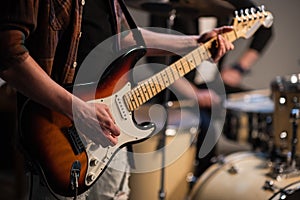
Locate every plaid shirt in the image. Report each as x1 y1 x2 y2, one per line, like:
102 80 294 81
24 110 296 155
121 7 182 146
0 0 85 84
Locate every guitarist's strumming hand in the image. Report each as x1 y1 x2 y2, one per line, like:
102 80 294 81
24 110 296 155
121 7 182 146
197 26 235 63
72 96 121 147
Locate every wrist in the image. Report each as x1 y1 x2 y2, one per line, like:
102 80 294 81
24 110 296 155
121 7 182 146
231 63 250 75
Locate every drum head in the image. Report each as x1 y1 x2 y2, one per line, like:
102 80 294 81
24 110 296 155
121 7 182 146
189 152 300 200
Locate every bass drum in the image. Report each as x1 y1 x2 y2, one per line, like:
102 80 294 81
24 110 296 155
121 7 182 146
189 151 300 200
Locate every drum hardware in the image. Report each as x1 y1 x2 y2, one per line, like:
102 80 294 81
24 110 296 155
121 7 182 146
130 104 198 200
227 165 238 175
155 9 179 200
289 100 299 167
271 74 300 157
270 74 300 184
263 180 300 199
185 154 225 191
268 101 300 180
248 112 274 153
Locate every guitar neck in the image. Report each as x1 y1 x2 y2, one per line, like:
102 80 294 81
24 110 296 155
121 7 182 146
123 30 239 111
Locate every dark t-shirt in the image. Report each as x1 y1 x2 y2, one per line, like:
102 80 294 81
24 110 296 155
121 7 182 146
77 0 116 67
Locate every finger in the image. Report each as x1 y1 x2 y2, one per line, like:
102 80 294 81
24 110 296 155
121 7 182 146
216 35 225 60
100 119 121 137
95 105 121 137
214 26 233 34
102 128 118 145
104 105 116 124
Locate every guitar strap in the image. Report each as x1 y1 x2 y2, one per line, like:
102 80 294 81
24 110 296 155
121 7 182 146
112 0 146 169
117 0 146 48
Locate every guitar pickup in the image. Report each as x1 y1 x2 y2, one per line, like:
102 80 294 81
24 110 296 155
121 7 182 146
115 94 128 120
64 126 85 155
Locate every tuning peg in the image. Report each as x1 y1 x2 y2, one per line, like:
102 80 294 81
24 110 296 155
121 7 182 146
261 5 268 17
256 6 263 18
240 9 247 21
251 7 257 19
245 8 252 20
235 10 241 22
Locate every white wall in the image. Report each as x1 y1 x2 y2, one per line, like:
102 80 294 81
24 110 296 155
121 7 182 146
128 0 300 90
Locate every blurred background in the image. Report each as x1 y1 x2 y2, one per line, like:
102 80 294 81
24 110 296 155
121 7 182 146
127 0 300 90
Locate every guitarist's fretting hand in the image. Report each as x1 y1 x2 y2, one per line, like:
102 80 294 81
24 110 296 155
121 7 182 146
197 26 235 62
72 97 121 147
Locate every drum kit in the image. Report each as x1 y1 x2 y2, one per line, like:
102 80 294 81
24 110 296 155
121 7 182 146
125 1 300 199
191 74 300 200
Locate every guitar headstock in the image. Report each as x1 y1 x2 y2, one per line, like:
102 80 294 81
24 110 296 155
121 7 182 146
232 5 273 39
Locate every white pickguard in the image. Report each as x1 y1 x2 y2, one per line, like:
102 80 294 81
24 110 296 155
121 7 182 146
83 82 155 186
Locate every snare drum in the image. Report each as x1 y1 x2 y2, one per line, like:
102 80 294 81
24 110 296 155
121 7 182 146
189 151 300 200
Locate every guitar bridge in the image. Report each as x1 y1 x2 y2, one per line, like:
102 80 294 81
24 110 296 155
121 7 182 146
65 126 85 155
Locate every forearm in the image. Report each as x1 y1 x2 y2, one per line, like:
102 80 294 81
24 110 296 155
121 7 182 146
140 28 199 56
237 48 259 71
0 56 74 119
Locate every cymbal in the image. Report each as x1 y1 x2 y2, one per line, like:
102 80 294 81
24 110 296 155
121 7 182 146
125 0 235 17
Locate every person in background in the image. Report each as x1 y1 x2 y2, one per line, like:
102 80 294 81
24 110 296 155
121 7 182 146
0 0 234 199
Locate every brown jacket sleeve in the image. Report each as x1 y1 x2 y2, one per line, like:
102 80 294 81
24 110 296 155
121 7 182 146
0 0 39 70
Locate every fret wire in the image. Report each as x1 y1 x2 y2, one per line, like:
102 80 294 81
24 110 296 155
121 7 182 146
183 58 193 73
186 54 197 70
185 58 193 71
166 67 175 83
136 87 145 105
179 60 188 74
174 62 185 77
192 51 200 66
137 85 146 103
141 83 150 101
156 72 166 89
170 64 180 80
180 59 189 74
123 94 133 111
132 88 141 107
161 70 170 87
148 79 158 96
128 92 138 110
152 76 162 93
197 47 204 61
203 44 211 60
191 50 201 66
197 45 207 61
184 54 194 70
187 59 195 70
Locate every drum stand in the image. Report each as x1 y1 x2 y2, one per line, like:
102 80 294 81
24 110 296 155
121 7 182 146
157 9 177 200
270 100 300 179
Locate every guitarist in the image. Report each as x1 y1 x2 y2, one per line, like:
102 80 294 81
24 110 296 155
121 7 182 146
0 0 234 199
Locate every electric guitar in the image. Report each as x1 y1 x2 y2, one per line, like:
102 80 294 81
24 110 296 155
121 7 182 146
19 6 273 197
